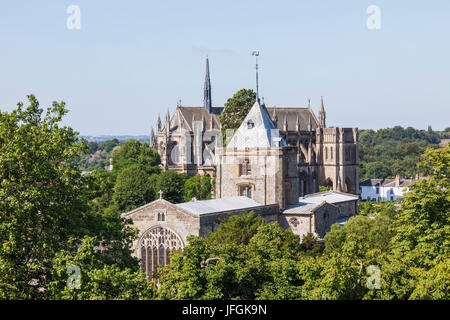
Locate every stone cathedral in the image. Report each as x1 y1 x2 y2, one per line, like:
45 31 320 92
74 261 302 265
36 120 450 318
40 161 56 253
125 58 360 277
149 58 360 198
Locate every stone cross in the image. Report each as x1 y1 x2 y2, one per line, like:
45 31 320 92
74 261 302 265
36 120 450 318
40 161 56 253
159 190 163 199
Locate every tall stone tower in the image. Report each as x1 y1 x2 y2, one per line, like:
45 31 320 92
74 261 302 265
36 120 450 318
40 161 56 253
215 101 299 209
316 126 359 194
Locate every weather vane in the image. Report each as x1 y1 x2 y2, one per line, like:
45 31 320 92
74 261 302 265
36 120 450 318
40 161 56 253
252 51 260 103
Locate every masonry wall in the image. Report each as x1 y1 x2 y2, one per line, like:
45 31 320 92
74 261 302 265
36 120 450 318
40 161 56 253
199 204 280 237
123 200 200 256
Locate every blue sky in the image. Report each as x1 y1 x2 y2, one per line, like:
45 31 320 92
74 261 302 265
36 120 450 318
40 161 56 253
0 0 449 135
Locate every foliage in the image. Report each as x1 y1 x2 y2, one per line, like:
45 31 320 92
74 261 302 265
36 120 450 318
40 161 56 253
358 126 441 181
218 89 256 142
358 200 397 218
112 165 155 211
112 140 160 176
184 175 212 202
150 170 189 204
375 145 449 299
157 214 303 300
46 236 156 300
99 138 120 153
0 96 141 299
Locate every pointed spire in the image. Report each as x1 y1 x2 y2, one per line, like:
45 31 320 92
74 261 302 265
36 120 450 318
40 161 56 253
149 128 156 149
204 56 212 114
165 109 170 132
307 98 311 109
157 114 162 132
165 108 170 122
319 96 326 128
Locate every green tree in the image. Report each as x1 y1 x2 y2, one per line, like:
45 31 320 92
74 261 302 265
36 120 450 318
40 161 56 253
218 89 256 142
112 165 155 211
154 170 188 203
99 139 120 152
184 175 212 202
376 145 449 299
157 213 303 300
0 95 142 299
112 140 160 175
46 236 156 300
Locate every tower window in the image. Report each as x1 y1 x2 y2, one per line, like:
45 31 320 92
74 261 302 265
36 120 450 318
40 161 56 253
239 159 251 176
239 185 252 198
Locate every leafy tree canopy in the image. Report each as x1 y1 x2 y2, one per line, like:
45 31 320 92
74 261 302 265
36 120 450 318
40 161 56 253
218 89 256 142
112 140 160 176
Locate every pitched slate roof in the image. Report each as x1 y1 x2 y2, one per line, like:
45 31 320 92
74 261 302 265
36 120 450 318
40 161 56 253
176 196 264 215
173 106 222 131
226 101 287 149
266 107 318 131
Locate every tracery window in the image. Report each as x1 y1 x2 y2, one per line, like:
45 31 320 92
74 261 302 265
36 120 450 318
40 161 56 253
139 226 184 278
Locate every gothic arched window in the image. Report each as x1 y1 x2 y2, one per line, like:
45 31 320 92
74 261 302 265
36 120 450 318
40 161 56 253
139 226 184 278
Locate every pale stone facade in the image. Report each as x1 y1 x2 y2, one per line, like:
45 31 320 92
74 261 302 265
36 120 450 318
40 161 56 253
133 58 361 277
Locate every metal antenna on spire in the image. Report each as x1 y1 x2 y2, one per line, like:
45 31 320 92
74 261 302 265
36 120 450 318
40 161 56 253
252 51 260 103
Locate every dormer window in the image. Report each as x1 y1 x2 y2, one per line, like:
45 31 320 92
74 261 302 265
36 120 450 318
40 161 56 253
247 119 254 129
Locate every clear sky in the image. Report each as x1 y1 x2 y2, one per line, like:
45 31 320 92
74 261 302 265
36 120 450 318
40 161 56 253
1 0 449 135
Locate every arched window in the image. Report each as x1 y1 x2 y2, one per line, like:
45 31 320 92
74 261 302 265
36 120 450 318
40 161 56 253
139 226 184 278
345 178 352 193
325 147 328 160
330 147 333 160
239 185 252 198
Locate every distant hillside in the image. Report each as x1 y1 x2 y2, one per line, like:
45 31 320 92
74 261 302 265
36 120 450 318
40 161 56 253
358 126 449 181
82 135 149 143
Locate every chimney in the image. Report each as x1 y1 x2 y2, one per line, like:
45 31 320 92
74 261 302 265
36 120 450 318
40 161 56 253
395 174 400 187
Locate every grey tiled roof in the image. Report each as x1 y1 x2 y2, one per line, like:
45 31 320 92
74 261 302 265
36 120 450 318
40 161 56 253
176 196 264 215
266 107 318 131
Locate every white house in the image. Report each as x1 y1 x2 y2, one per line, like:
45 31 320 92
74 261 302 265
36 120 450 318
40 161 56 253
359 175 423 202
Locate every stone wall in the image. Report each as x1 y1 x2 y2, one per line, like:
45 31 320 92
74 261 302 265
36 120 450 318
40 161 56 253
122 199 200 256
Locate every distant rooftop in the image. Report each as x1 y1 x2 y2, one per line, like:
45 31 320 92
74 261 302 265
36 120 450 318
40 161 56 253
360 178 424 188
282 191 358 215
176 196 264 216
299 191 359 205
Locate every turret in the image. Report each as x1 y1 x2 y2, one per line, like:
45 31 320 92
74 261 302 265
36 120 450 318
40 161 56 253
319 96 326 128
157 114 162 132
149 127 156 149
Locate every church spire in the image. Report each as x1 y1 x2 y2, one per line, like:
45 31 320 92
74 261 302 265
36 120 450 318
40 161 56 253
319 96 326 128
157 114 162 132
149 127 156 149
204 56 212 114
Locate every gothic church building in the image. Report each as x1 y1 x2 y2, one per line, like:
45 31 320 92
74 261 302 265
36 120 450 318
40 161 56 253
127 58 360 277
150 58 360 198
